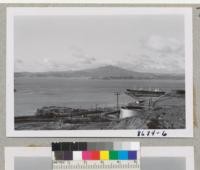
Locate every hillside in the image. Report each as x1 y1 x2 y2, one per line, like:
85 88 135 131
15 65 184 80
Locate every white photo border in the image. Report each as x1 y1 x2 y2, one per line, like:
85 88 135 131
6 7 193 137
5 146 194 170
1 0 200 4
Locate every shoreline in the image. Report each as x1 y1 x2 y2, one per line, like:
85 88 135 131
14 90 185 130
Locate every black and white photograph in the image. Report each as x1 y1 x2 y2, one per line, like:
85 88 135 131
6 7 193 137
5 147 194 170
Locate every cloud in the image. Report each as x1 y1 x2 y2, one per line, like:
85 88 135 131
80 57 96 64
143 35 183 54
15 36 185 74
133 35 185 74
68 45 97 66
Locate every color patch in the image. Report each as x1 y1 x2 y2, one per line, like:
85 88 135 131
128 151 137 160
73 151 82 160
100 151 109 160
52 143 61 151
90 151 100 160
64 151 72 160
109 151 118 160
82 151 91 160
118 151 128 160
54 151 64 160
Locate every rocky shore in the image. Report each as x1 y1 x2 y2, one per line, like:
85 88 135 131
14 89 185 130
15 93 185 130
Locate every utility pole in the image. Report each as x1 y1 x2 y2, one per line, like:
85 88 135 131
114 92 121 111
95 104 98 111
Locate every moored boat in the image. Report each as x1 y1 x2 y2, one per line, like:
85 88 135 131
125 88 166 98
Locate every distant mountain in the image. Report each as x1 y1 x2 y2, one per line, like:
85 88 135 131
15 65 184 80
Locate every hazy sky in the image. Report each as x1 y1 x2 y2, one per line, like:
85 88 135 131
15 157 186 170
14 15 185 74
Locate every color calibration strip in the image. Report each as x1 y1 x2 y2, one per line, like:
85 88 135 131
52 142 140 170
52 142 140 161
52 142 140 151
53 150 137 161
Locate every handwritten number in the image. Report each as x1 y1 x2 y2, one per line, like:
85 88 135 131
137 130 167 137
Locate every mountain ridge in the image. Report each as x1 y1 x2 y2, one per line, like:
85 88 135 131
15 65 184 80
